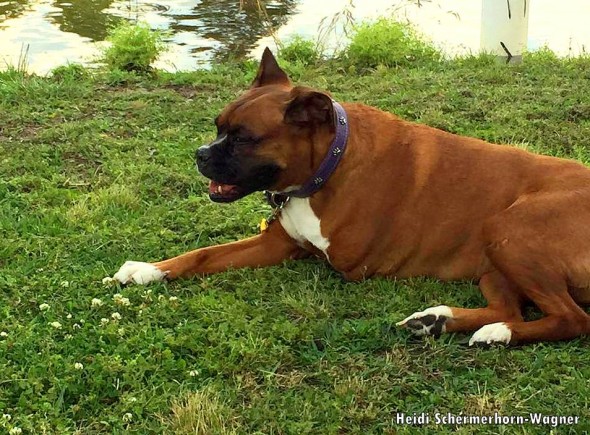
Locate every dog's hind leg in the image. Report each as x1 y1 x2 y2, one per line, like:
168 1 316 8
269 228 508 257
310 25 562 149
400 190 590 344
470 285 590 345
397 270 523 337
470 200 590 345
446 270 524 332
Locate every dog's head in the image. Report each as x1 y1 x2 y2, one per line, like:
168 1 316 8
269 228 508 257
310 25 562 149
196 48 336 202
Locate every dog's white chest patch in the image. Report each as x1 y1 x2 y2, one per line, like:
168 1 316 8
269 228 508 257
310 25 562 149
279 197 330 257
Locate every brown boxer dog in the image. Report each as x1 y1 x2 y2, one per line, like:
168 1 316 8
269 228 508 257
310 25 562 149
108 48 590 346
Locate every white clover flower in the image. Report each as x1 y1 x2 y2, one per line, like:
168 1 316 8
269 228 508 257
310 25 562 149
168 296 178 302
9 427 22 434
61 281 70 288
118 327 125 336
158 294 165 301
128 397 137 403
39 303 50 311
65 334 73 339
2 413 11 420
50 321 62 329
111 312 122 321
102 276 114 285
73 323 81 329
74 362 84 370
0 331 8 337
188 370 199 377
91 298 103 307
100 318 109 326
122 412 133 422
67 314 73 319
113 294 131 306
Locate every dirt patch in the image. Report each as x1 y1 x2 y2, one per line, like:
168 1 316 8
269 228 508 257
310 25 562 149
0 124 43 143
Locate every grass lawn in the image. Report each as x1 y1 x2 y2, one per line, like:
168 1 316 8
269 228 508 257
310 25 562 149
1 51 590 433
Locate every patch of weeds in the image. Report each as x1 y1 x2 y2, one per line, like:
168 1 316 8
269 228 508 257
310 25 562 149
344 18 441 69
100 68 147 86
279 36 320 66
162 386 241 434
100 20 166 73
51 63 89 82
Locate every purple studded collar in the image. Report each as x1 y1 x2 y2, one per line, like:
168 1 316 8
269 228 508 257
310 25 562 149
265 101 349 207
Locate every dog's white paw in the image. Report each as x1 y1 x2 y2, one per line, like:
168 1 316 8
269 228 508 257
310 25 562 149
108 261 166 285
396 305 453 337
469 322 512 346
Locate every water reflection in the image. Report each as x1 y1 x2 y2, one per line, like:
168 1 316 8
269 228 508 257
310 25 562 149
51 0 120 41
0 0 298 72
181 0 297 60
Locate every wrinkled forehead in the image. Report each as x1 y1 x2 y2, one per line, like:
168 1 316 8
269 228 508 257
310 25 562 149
216 86 290 134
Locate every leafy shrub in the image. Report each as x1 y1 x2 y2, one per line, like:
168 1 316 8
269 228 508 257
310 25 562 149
101 21 166 73
279 36 319 66
345 18 441 69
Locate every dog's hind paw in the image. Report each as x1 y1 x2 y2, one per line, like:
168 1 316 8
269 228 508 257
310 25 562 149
396 305 453 337
469 322 512 346
107 261 167 285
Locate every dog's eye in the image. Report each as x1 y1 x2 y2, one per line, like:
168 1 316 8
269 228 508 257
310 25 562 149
232 135 252 144
227 126 258 146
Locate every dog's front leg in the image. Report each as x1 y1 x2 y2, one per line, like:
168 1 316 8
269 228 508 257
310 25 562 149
108 223 307 285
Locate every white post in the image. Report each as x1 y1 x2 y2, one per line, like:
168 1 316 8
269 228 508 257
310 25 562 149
480 0 530 63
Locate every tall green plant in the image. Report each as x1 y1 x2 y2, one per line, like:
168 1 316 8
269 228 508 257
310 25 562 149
279 37 319 66
345 18 441 68
101 21 166 73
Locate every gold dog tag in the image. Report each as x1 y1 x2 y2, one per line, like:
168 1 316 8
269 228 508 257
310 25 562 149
259 218 269 232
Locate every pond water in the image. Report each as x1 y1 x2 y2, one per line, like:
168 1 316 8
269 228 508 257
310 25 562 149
1 0 589 74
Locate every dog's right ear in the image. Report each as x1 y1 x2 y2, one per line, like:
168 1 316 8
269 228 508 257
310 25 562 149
251 47 291 88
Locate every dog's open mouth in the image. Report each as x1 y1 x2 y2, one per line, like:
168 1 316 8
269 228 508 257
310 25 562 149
208 180 245 203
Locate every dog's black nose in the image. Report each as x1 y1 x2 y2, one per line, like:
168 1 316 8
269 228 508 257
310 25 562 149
196 146 211 165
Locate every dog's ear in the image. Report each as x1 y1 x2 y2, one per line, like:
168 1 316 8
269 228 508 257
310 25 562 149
284 87 335 130
251 47 291 88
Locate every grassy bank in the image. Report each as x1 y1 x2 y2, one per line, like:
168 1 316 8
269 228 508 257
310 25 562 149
1 33 590 433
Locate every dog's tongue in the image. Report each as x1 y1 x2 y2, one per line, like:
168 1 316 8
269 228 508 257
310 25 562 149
209 180 238 195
